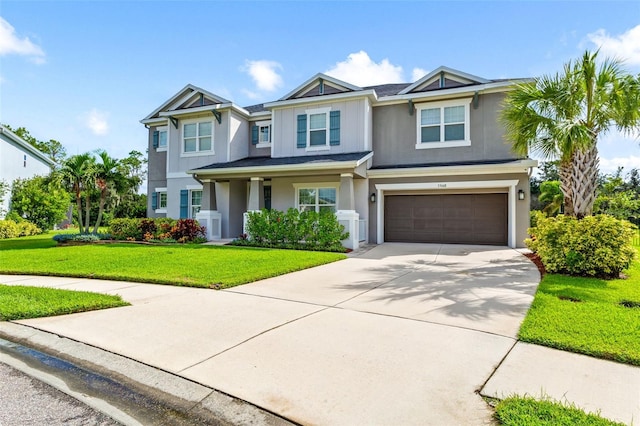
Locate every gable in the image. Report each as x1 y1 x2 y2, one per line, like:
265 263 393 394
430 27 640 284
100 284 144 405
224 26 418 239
399 66 490 95
177 93 222 110
280 73 362 101
142 84 231 121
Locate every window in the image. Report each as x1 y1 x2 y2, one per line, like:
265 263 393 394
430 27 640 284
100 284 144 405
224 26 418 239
190 190 202 218
297 186 337 213
416 99 471 149
152 127 168 151
297 108 340 150
183 121 213 154
252 120 271 148
158 192 167 209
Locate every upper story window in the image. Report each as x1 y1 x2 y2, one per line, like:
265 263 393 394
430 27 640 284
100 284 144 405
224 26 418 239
297 108 340 151
251 120 272 148
182 120 213 154
415 98 471 149
152 126 168 151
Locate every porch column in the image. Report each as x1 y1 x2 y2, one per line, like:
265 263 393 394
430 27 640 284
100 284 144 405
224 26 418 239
247 177 264 211
244 177 264 236
195 179 221 240
336 173 359 250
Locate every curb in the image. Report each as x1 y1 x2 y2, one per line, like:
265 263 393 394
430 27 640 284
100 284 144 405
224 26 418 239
0 322 294 426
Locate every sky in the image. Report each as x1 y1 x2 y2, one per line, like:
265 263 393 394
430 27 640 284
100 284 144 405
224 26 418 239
1 0 640 178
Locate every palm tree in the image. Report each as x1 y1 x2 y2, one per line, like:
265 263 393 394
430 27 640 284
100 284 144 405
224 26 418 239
61 153 95 233
502 51 640 218
538 181 564 216
92 151 123 233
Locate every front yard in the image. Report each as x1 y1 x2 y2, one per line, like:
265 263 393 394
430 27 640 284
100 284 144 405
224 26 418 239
518 245 640 366
0 232 346 288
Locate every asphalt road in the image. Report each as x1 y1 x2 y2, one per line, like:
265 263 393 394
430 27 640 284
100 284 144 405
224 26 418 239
0 362 120 426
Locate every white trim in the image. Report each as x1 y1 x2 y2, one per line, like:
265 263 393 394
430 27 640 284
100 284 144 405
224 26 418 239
375 180 519 248
400 66 490 94
305 106 331 149
156 126 168 150
167 172 191 179
293 182 340 213
141 84 197 121
415 98 471 148
188 152 375 177
186 184 203 190
367 159 537 179
255 119 272 148
279 73 362 101
155 209 167 214
180 117 214 156
256 143 272 149
265 89 377 109
154 187 167 192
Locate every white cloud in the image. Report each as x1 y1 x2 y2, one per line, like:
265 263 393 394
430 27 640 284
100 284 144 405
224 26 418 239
83 109 109 136
600 156 640 174
324 51 404 86
586 25 640 66
411 67 428 82
243 60 283 92
0 17 45 64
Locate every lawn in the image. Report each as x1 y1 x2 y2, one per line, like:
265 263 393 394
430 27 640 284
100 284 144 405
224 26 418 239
0 284 129 321
495 396 624 426
0 232 346 288
518 246 640 366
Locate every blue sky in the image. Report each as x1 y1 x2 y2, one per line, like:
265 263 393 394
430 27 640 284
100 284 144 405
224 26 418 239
2 0 640 175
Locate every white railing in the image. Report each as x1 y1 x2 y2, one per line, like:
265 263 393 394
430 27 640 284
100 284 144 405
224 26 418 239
358 219 367 242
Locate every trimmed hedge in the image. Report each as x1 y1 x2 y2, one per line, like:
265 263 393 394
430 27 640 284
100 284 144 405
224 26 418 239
108 218 206 243
526 214 636 278
237 208 348 252
0 219 42 239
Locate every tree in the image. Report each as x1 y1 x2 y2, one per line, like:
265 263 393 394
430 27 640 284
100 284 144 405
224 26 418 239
93 150 125 233
0 180 8 218
502 51 640 218
538 181 564 216
61 153 95 232
9 176 70 230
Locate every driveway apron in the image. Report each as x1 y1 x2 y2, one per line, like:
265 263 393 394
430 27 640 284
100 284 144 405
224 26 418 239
7 243 540 425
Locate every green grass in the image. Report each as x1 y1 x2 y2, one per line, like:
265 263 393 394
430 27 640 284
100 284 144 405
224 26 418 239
519 247 640 366
0 284 129 320
495 396 623 426
0 232 346 288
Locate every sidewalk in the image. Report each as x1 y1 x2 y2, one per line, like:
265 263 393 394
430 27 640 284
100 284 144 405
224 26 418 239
0 259 638 425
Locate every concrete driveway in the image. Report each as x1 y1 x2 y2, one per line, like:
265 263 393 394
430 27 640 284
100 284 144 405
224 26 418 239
4 243 540 425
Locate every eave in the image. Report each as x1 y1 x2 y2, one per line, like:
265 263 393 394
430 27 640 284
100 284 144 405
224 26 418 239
367 159 538 179
264 89 378 109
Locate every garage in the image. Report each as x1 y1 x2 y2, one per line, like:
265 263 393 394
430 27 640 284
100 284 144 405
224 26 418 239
384 193 508 245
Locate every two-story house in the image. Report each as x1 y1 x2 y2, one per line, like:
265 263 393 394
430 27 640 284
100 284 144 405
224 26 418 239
141 67 536 249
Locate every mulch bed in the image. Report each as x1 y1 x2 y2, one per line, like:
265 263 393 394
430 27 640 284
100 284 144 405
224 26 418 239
523 252 546 277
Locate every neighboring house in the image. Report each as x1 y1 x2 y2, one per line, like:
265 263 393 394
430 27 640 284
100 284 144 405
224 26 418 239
141 67 537 249
0 125 54 218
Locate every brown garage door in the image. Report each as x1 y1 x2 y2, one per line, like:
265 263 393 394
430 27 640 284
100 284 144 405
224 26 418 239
384 193 507 245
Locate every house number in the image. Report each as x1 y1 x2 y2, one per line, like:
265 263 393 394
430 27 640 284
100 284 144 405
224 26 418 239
437 183 447 188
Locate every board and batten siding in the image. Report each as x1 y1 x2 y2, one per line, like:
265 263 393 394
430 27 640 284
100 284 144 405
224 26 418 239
371 92 517 168
167 111 230 175
272 98 371 158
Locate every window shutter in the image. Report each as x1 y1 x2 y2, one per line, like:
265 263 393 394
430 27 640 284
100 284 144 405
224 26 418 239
251 125 259 145
180 190 189 218
152 131 159 148
330 111 340 146
151 192 158 210
296 114 307 148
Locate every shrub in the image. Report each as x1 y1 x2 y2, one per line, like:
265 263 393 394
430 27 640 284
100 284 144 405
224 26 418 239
53 233 111 243
9 176 70 231
244 208 348 251
526 214 636 277
109 218 141 240
170 219 206 243
16 221 42 237
0 220 19 239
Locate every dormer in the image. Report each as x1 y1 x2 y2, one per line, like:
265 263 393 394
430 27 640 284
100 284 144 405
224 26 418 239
279 73 363 100
399 66 490 94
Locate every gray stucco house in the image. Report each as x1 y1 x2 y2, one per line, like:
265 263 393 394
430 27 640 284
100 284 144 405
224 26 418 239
141 67 536 249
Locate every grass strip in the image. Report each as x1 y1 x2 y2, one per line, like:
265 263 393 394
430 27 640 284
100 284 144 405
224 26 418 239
494 396 623 426
0 284 129 321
